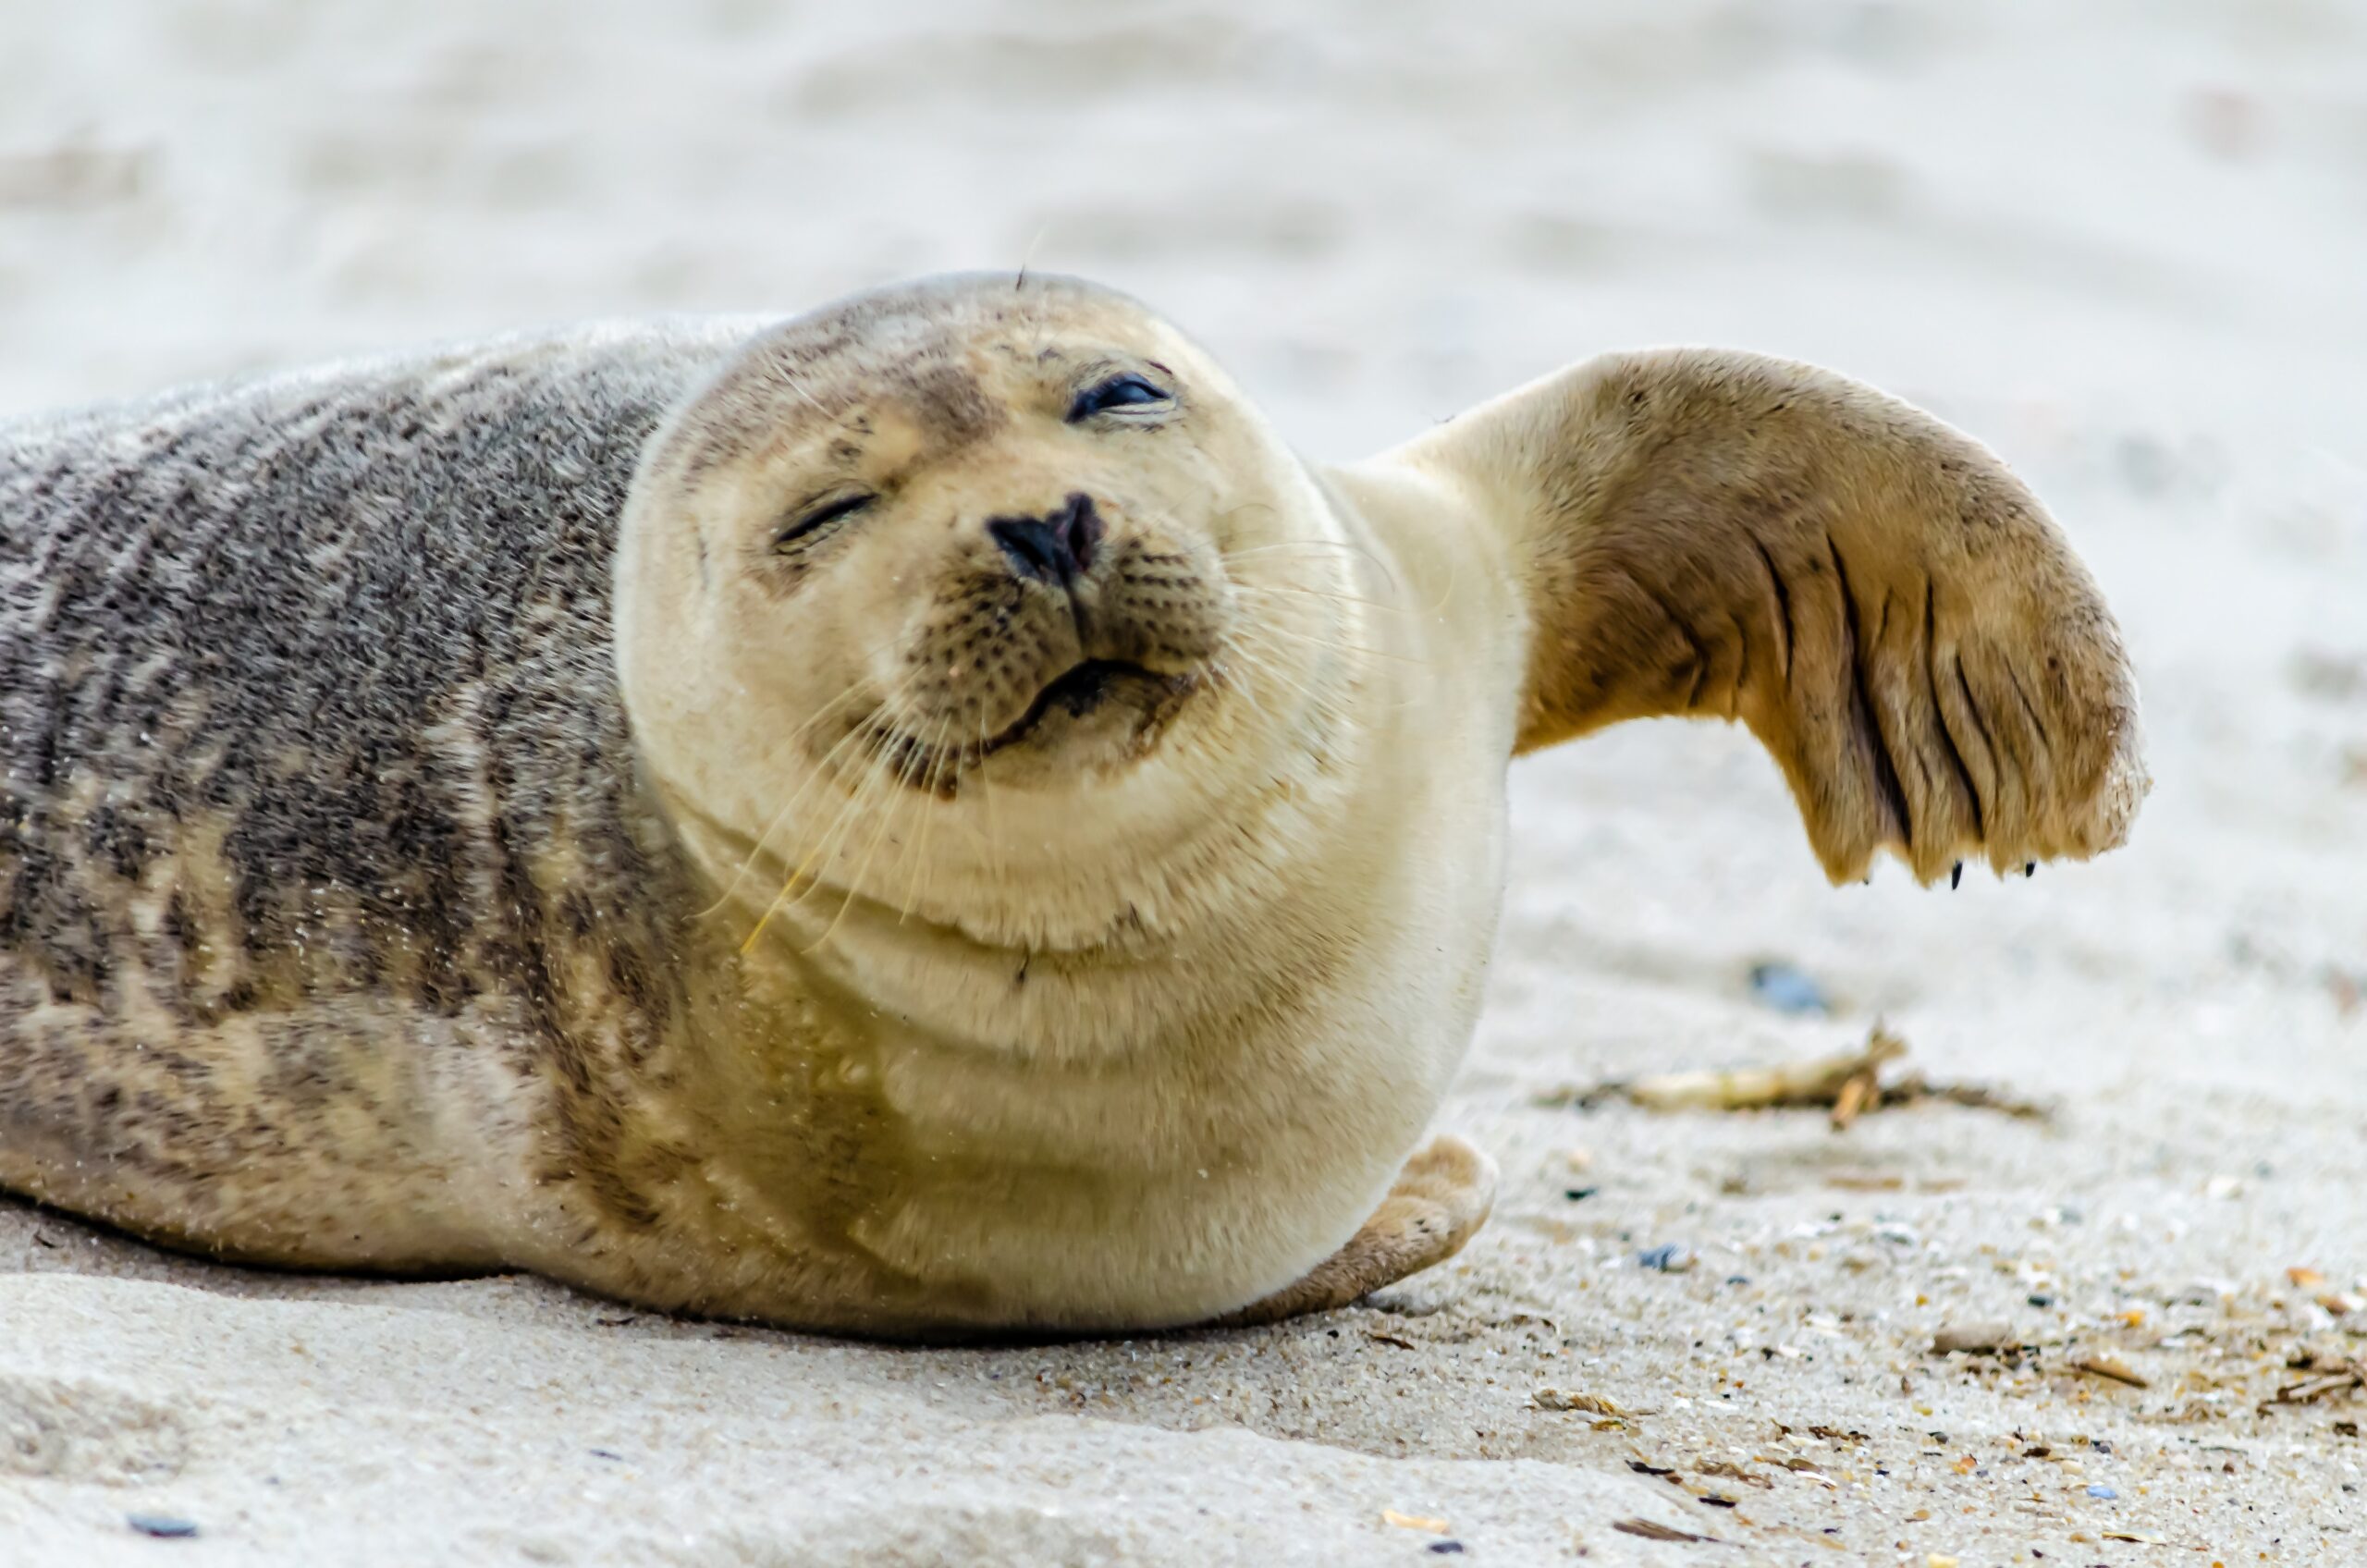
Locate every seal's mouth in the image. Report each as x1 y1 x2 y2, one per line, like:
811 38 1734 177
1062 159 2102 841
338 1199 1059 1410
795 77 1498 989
873 657 1197 795
979 658 1156 755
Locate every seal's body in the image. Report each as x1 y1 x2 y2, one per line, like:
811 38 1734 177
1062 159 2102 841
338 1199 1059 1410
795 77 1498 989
0 276 2144 1336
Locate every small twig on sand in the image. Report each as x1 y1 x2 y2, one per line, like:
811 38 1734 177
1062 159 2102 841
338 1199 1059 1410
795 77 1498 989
1608 1026 1907 1114
2072 1353 2151 1389
2266 1362 2365 1408
1533 1026 2050 1128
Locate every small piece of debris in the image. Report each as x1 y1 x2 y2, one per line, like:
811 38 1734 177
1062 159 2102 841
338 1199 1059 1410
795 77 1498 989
1697 1461 1772 1489
1627 1460 1678 1478
1427 1543 1466 1556
2290 646 2367 702
0 141 153 210
1381 1510 1451 1535
2288 1266 2328 1290
1932 1321 2018 1355
1828 1064 1877 1129
1637 1244 1696 1273
2087 1484 2118 1500
1612 1518 1711 1543
1533 1389 1625 1415
1367 1332 1417 1351
1540 1025 2049 1126
126 1515 200 1540
2073 1353 2150 1389
1630 1026 1900 1112
1927 1555 1961 1568
2268 1360 2365 1406
1747 960 1831 1015
2102 1531 2167 1545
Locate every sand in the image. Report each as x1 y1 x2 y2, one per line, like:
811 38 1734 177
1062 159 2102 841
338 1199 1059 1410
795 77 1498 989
4 1 2366 1562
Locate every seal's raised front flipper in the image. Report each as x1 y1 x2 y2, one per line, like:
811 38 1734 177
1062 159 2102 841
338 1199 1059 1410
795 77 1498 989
1383 349 2148 886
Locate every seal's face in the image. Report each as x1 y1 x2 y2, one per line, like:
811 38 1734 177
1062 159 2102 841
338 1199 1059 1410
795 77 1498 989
617 275 1354 932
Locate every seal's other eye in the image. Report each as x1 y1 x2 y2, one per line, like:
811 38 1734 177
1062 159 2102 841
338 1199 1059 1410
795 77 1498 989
776 492 873 549
1067 374 1171 423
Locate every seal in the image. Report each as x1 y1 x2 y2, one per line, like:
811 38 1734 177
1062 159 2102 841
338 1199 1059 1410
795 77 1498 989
0 274 2146 1337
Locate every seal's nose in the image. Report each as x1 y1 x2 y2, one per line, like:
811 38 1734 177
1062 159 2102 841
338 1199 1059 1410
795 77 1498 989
988 492 1103 588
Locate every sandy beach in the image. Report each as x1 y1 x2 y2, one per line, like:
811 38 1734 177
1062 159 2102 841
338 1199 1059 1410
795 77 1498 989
4 2 2366 1562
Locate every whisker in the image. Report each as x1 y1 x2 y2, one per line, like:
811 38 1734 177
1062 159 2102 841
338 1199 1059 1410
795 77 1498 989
1227 580 1415 617
1235 618 1432 668
692 629 921 917
1221 536 1401 595
1224 624 1422 720
692 679 882 919
1015 223 1051 293
803 735 912 955
738 667 932 951
897 715 956 925
975 704 1008 913
1210 627 1342 723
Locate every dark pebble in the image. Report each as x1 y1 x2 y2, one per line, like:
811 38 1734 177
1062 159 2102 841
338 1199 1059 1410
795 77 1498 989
1427 1544 1466 1556
1563 1187 1598 1202
126 1514 199 1539
2027 1292 2054 1307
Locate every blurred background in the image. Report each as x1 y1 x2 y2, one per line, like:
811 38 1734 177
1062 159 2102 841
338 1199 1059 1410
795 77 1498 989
5 1 2361 459
1 0 2362 1088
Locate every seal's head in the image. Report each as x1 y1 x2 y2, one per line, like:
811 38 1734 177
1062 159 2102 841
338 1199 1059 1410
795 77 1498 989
615 274 1356 941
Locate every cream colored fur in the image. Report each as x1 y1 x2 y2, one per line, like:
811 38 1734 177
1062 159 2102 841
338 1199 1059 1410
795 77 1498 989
594 280 2143 1335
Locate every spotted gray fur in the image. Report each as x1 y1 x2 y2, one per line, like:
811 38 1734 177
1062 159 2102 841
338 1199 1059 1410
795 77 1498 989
0 320 770 1263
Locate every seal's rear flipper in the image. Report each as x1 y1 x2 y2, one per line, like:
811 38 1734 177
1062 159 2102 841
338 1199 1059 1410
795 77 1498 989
1205 1134 1497 1329
1387 349 2147 885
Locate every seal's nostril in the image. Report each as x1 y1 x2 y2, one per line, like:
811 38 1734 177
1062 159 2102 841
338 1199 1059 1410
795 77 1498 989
988 517 1071 584
1056 492 1103 574
987 494 1104 587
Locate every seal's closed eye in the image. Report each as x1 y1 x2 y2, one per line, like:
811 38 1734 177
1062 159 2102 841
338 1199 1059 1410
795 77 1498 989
776 491 874 549
1067 374 1171 423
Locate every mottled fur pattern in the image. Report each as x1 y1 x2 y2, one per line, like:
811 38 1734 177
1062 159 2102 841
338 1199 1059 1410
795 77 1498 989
0 276 2145 1339
0 324 751 1268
